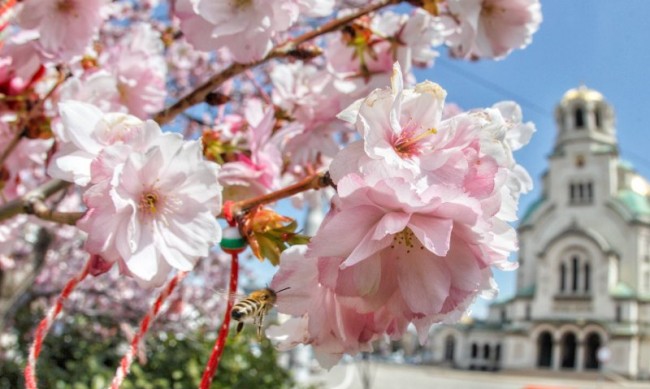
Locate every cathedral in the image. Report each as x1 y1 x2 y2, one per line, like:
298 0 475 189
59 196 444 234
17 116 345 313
430 87 650 379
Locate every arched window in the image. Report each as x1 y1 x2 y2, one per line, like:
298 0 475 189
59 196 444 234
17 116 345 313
575 107 585 128
444 335 455 362
584 262 591 292
595 108 602 128
559 253 591 295
483 344 491 359
584 333 601 370
561 332 577 369
537 332 553 368
471 343 478 358
569 182 594 205
572 256 579 292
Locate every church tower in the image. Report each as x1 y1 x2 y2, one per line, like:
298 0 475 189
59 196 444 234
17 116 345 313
430 87 650 380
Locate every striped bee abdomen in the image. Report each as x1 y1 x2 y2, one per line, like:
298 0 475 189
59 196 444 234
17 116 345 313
231 298 265 321
229 287 288 340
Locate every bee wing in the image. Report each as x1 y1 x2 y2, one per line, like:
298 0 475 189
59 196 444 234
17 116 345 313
208 288 248 302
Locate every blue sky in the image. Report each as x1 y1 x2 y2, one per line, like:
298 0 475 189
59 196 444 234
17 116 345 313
246 1 650 318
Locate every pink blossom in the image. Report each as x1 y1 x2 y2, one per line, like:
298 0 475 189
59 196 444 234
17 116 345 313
268 63 535 366
176 0 333 63
370 9 442 68
268 170 497 365
48 101 156 186
218 100 282 200
326 27 403 100
331 63 534 205
58 24 167 118
326 9 442 99
270 63 345 166
77 133 222 287
17 0 106 59
0 117 52 200
444 0 542 60
331 63 448 182
0 31 45 96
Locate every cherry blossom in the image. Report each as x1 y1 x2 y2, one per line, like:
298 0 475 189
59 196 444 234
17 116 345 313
218 100 283 201
444 0 542 60
48 101 150 186
77 133 222 287
176 0 334 63
17 0 106 60
58 24 167 118
0 31 45 97
270 62 345 166
267 63 534 366
0 0 544 380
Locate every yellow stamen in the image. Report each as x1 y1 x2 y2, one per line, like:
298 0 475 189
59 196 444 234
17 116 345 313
140 192 158 215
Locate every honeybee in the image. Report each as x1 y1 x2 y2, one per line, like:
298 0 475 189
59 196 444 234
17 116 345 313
231 287 290 339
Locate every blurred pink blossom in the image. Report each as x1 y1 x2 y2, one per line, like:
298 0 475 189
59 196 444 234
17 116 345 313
17 0 106 59
175 0 333 63
58 24 167 118
0 31 45 96
444 0 542 60
218 100 282 201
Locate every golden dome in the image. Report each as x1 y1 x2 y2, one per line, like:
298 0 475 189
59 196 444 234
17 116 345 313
561 85 604 104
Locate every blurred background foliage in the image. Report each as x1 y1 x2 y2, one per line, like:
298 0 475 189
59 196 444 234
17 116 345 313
1 309 296 389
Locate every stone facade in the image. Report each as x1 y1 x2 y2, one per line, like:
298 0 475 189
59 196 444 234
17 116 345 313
430 87 650 379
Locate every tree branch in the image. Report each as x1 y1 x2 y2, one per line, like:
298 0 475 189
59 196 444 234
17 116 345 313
152 0 400 126
0 179 73 222
229 171 334 217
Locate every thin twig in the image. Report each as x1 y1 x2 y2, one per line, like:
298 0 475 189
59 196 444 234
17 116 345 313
229 171 334 217
0 127 23 167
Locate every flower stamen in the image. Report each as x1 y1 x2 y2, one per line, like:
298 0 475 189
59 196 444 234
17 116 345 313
390 228 424 254
393 120 437 158
140 191 159 215
57 0 76 14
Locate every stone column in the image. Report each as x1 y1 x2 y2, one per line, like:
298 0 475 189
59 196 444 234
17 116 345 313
552 340 561 370
576 341 585 371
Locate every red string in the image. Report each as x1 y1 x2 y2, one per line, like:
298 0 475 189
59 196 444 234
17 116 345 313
110 271 187 389
24 259 92 389
0 0 16 32
199 252 239 389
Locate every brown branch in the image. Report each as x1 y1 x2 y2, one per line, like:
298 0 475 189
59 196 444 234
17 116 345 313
229 171 334 216
0 179 74 222
152 0 400 126
0 127 23 167
25 198 84 225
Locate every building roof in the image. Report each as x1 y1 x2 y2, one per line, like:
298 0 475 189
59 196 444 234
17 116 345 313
519 196 546 225
614 189 650 219
610 281 636 299
560 85 604 104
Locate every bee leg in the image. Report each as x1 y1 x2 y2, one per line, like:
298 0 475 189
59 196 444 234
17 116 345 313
257 324 263 340
255 314 263 340
235 321 244 336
